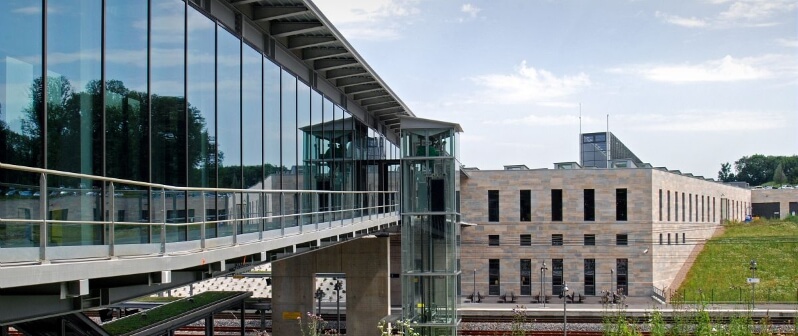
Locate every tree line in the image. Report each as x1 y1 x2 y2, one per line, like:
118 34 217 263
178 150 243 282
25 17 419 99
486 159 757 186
718 154 798 186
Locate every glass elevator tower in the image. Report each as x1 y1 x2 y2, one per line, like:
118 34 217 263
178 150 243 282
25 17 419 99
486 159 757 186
400 117 463 336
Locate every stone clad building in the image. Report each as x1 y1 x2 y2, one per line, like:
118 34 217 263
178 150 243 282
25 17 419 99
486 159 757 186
459 162 750 300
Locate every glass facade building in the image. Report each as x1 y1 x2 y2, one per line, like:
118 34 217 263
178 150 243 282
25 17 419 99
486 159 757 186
0 0 401 248
580 132 643 169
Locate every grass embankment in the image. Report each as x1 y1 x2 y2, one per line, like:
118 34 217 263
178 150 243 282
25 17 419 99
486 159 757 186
677 219 798 303
102 291 245 336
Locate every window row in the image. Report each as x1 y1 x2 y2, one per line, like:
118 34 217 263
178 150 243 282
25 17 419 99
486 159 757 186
488 188 628 222
658 190 731 223
659 232 686 245
489 233 629 246
486 258 629 296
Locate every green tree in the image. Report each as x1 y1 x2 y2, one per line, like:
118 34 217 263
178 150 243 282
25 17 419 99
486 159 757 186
718 162 735 182
773 163 787 185
734 154 774 186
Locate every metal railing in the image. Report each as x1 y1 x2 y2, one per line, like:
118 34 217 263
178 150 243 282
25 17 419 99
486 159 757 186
0 162 398 264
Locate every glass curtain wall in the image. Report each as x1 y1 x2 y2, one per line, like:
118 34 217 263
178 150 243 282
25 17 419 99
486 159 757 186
280 70 297 227
216 25 241 237
107 0 150 244
0 0 400 248
47 0 104 246
263 59 281 230
242 44 262 234
0 1 44 247
187 6 216 240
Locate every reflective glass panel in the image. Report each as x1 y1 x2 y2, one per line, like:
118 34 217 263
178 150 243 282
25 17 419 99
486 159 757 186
242 44 262 233
186 6 216 239
47 0 103 246
106 0 150 243
0 1 44 247
216 25 241 237
262 59 280 230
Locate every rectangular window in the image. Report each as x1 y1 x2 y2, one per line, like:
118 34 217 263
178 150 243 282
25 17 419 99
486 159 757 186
667 233 671 245
520 190 531 221
584 189 595 221
520 234 531 246
520 259 532 295
616 234 628 246
488 190 499 222
658 189 663 221
616 188 627 221
552 234 563 246
616 259 628 295
675 191 679 222
584 234 595 246
682 193 686 222
489 235 500 246
489 259 500 295
682 233 685 244
584 259 596 295
689 193 693 221
702 195 705 222
713 197 716 222
551 189 563 221
659 233 663 245
667 190 671 221
696 195 699 221
552 259 564 296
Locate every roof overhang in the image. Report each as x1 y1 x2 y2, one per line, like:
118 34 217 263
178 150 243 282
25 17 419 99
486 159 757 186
225 0 415 136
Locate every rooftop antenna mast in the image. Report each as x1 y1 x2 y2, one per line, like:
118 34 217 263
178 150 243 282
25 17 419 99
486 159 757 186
606 114 610 168
579 104 582 166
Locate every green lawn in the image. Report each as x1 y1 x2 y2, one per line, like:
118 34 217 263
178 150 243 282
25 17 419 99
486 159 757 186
102 291 245 335
676 219 798 303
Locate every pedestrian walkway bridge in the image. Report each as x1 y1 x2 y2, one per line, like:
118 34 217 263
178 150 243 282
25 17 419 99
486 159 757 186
0 163 399 324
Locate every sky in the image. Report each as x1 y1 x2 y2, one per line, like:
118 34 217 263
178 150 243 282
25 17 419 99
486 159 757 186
312 0 798 178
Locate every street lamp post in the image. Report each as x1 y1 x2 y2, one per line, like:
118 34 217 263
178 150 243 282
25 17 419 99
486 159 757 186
314 287 325 316
749 259 757 309
334 280 342 334
473 269 477 302
562 282 569 336
541 262 548 308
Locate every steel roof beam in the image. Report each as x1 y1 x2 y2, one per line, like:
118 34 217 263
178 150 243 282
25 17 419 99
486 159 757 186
368 103 401 113
302 48 349 61
345 83 383 95
353 90 389 101
359 96 394 107
315 59 359 71
270 22 324 38
288 36 337 49
253 6 309 22
336 76 376 88
229 0 262 6
325 67 368 79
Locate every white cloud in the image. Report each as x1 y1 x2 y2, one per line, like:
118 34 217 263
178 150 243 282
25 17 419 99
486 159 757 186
313 0 420 41
655 11 708 28
776 38 798 48
12 6 41 15
470 61 590 104
611 55 777 83
623 110 787 132
657 0 797 28
487 114 584 127
461 4 482 18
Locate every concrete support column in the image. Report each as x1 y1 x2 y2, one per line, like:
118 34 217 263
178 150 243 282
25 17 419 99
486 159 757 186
272 236 390 335
205 315 214 335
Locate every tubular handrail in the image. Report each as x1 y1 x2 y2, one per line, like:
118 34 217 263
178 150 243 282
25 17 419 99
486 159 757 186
0 162 399 265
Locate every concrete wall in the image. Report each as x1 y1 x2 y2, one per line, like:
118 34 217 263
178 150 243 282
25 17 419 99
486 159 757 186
272 237 390 335
460 168 654 297
459 168 752 298
649 169 750 291
752 189 798 219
